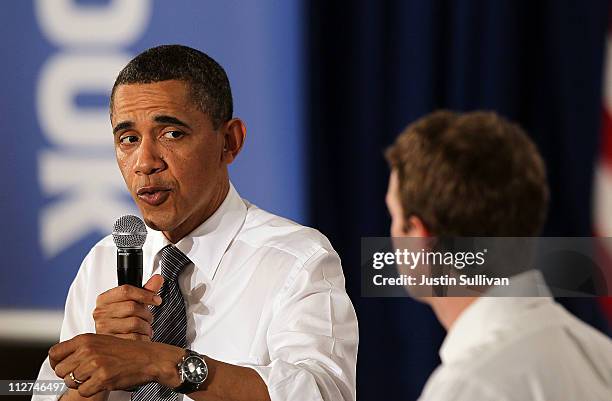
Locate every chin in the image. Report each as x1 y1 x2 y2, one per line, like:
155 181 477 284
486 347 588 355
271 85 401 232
141 213 175 233
135 202 174 230
143 218 162 232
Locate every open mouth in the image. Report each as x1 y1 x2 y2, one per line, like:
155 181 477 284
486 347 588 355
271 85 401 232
136 186 171 206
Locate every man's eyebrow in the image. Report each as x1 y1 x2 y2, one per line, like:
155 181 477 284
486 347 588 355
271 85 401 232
154 115 191 129
113 121 133 135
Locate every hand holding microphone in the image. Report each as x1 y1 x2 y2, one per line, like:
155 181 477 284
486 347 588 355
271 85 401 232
92 215 163 341
93 275 163 341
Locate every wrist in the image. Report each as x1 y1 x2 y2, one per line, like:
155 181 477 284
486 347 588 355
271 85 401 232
148 343 184 389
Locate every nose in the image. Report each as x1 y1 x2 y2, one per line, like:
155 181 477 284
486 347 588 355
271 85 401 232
134 137 166 175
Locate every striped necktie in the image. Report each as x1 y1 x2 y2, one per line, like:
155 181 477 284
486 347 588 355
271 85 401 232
132 245 191 401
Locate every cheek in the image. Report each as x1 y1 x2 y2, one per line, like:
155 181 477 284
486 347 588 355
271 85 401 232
172 164 213 196
390 211 405 237
177 151 222 183
115 154 129 179
116 156 135 183
390 220 401 237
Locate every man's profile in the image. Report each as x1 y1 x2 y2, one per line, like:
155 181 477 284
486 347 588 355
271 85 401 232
385 110 612 400
34 45 358 401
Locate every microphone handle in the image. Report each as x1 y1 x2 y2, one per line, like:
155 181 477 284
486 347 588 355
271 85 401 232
117 248 143 288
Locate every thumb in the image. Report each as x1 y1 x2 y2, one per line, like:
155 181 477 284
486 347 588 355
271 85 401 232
144 274 164 294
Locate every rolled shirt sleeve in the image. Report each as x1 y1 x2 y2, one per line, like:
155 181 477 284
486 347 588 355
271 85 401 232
246 248 358 401
32 255 91 401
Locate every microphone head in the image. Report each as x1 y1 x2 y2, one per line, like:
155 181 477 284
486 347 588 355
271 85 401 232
112 215 147 249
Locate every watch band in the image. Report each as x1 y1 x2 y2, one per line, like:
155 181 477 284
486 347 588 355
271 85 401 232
174 349 208 394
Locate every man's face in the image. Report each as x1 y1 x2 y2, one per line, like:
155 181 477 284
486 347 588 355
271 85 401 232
386 170 435 299
111 80 228 242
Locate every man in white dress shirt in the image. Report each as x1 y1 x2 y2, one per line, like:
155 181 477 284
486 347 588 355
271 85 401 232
34 45 358 401
384 110 612 400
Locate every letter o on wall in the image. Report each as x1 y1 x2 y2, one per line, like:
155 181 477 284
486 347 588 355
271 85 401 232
35 0 152 46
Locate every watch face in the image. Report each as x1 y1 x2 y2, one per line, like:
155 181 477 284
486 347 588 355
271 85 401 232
182 355 208 384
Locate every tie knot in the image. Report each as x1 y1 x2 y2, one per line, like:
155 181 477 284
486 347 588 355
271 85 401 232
159 245 191 282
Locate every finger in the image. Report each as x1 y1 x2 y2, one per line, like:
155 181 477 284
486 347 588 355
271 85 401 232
63 374 77 390
77 360 117 397
77 377 108 399
96 284 162 307
108 301 154 323
144 274 164 294
99 317 152 337
93 302 154 332
63 370 88 390
65 366 92 393
48 336 82 368
77 381 102 398
116 333 151 341
54 352 80 379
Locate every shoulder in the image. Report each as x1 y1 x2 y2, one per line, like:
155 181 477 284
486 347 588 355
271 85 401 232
419 365 510 401
83 234 116 263
74 234 117 281
92 234 116 250
238 202 337 266
428 313 612 401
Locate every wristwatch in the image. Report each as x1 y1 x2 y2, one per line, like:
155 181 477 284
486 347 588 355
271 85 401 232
174 349 209 394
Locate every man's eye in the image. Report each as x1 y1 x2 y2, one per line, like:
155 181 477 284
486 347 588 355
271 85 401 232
119 135 139 144
163 130 184 139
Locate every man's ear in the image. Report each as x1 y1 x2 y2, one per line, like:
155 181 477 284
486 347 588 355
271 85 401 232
221 118 246 164
405 215 430 237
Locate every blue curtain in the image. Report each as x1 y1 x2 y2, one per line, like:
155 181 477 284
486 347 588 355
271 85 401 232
306 1 611 400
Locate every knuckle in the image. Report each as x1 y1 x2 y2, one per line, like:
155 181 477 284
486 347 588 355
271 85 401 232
80 333 95 345
74 333 87 344
96 287 114 305
97 366 111 381
55 366 65 378
90 357 102 369
127 301 139 314
119 284 132 298
95 320 105 334
80 341 96 354
92 306 104 320
79 386 95 398
128 317 142 331
121 333 145 341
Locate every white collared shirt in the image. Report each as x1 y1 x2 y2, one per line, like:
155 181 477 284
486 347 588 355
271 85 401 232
418 293 612 401
34 183 358 401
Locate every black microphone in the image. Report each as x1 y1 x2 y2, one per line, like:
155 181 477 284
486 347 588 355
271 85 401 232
112 215 147 288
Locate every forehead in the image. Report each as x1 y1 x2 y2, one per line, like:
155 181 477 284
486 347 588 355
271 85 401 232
386 170 402 206
387 169 399 193
111 80 199 121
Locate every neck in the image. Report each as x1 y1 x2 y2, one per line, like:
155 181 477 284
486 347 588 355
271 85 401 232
425 297 478 330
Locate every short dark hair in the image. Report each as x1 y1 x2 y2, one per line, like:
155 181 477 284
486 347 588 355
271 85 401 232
110 44 232 129
385 110 549 236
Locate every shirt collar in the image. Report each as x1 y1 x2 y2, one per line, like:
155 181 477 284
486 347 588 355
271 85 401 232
144 181 247 279
439 270 554 364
